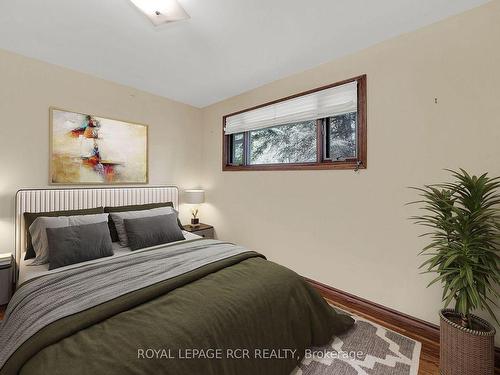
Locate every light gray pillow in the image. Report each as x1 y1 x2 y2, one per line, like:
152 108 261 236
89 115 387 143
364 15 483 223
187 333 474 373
28 213 109 265
124 213 185 251
46 221 114 270
109 207 175 247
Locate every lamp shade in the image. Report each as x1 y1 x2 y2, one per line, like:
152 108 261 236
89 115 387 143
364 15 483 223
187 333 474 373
184 189 205 204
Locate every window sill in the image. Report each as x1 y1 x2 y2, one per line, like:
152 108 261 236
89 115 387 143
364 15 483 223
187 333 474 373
222 161 365 171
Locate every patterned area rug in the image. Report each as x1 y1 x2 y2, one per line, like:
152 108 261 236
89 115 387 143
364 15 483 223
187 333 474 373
293 307 421 375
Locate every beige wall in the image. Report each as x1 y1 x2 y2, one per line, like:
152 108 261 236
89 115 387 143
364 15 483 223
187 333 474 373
200 1 500 344
0 49 203 253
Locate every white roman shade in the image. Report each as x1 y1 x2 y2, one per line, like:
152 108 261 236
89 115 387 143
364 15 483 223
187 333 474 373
224 81 358 135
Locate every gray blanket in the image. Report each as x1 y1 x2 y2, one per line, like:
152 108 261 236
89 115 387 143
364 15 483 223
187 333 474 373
0 239 250 369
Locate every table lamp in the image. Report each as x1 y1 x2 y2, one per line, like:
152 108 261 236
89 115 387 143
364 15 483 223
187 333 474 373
184 189 205 227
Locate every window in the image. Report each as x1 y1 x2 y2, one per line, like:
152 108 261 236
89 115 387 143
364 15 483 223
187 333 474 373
223 75 366 171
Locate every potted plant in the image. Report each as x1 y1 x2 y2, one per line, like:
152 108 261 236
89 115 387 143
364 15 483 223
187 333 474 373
411 169 499 374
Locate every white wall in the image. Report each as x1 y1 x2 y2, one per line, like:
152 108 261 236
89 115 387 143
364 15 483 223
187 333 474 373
0 49 203 252
200 1 500 344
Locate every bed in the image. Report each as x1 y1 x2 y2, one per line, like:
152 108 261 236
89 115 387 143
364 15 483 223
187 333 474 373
0 186 353 375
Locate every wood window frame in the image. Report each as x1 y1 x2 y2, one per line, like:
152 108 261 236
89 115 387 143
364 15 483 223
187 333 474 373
222 74 367 171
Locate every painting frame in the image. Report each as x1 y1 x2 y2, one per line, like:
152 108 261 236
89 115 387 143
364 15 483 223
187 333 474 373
49 107 149 185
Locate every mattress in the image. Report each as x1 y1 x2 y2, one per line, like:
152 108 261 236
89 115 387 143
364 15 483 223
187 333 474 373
18 230 200 285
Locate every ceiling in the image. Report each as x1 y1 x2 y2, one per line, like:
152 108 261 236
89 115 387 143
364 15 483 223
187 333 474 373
0 0 489 108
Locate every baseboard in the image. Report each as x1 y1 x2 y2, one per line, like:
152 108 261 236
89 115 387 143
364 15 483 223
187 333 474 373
306 277 500 370
306 277 440 342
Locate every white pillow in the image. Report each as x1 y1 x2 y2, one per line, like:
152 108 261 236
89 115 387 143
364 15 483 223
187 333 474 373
29 213 109 266
109 207 175 247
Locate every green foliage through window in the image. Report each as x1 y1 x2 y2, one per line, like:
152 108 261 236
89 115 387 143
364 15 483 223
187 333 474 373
249 121 317 164
326 113 357 161
230 133 244 165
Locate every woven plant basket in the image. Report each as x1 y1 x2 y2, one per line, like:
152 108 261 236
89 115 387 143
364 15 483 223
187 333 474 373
439 309 495 375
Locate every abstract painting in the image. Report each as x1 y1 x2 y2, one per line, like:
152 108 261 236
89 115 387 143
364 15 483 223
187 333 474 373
50 108 148 184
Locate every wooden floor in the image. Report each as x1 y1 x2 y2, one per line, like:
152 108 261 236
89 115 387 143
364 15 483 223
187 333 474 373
324 297 440 374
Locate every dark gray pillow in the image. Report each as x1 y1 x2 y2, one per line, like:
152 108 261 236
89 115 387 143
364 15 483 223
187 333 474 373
46 221 114 270
24 207 105 260
104 202 183 242
124 213 185 251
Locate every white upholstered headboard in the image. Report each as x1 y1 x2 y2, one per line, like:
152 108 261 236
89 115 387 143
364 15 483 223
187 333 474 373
15 186 179 271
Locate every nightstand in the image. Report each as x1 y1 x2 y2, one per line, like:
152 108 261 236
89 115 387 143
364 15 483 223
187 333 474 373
183 223 214 239
0 254 13 308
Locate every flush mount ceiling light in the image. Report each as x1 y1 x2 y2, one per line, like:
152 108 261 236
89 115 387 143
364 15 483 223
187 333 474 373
129 0 190 26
